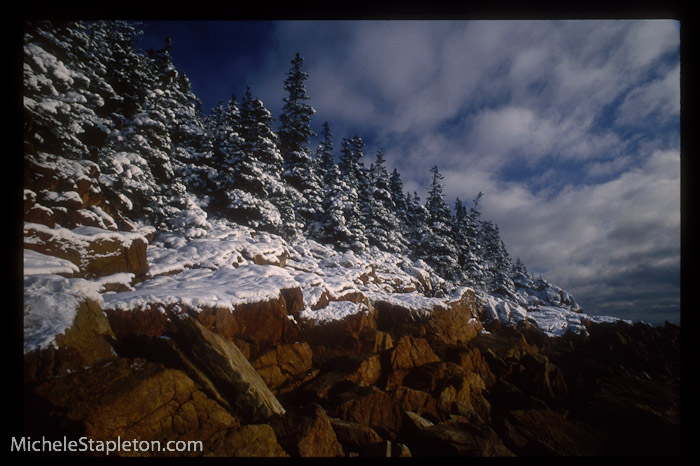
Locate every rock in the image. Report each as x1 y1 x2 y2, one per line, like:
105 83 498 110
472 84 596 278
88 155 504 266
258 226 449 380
28 358 241 457
329 417 383 455
298 303 378 365
391 387 440 421
497 409 605 456
330 385 403 438
24 223 148 279
441 345 497 388
380 335 440 390
207 424 289 457
402 361 491 423
24 297 116 383
251 342 314 392
410 420 515 457
105 305 175 341
194 286 304 348
271 403 344 457
105 285 304 350
374 289 481 347
167 313 286 423
507 351 568 402
344 354 383 387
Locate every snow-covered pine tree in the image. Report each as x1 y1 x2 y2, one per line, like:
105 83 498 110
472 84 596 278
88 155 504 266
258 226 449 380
317 125 356 249
462 192 485 286
511 257 533 290
364 150 406 253
479 219 515 297
222 86 298 238
420 166 461 282
389 168 409 226
206 95 245 214
337 136 368 252
23 20 114 161
278 53 323 231
87 23 179 225
405 191 430 259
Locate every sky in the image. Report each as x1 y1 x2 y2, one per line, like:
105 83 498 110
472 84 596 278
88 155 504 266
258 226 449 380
136 19 681 326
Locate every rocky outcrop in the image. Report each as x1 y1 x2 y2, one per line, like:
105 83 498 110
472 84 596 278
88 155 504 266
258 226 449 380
194 286 304 347
24 297 116 383
380 335 440 390
373 288 482 348
24 223 148 279
166 313 286 423
251 342 315 393
399 411 514 457
27 358 242 457
105 285 305 352
270 403 344 457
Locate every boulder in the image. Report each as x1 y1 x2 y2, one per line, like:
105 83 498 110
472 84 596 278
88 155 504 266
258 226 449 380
28 358 241 457
329 417 384 455
374 289 482 347
167 313 286 423
298 303 378 365
270 403 344 457
380 335 440 390
194 286 304 348
104 284 304 350
251 342 314 392
391 387 440 422
497 409 605 456
24 223 148 279
24 295 116 384
206 424 289 457
330 385 403 438
406 419 515 457
402 361 491 423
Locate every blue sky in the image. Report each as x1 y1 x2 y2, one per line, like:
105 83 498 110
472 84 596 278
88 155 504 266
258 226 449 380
137 20 681 325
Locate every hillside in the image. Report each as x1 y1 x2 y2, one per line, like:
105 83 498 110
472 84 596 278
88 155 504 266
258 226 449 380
18 20 680 457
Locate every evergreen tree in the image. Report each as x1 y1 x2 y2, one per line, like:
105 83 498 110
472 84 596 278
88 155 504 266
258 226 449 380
405 191 430 259
389 168 409 226
364 150 406 253
511 258 533 290
317 127 357 249
336 136 368 251
479 220 515 297
278 53 323 230
462 192 485 286
23 20 115 160
224 87 299 239
419 166 461 281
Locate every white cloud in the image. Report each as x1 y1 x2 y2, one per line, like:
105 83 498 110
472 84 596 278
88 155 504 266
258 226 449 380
615 63 681 127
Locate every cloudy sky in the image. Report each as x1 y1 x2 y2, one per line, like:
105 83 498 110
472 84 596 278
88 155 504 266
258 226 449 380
137 20 681 325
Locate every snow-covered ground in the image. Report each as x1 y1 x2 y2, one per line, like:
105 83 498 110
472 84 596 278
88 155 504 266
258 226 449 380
24 218 629 354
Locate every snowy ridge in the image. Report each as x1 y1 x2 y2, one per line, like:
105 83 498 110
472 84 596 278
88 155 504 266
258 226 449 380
24 216 627 353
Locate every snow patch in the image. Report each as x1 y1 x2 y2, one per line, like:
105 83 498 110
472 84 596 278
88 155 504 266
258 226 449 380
24 274 103 354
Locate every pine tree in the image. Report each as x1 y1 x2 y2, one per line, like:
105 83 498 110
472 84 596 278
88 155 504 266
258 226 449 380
479 220 515 297
364 150 406 253
223 86 299 239
23 20 114 160
336 136 368 252
419 166 461 281
278 53 323 230
462 192 485 286
405 191 430 258
317 126 357 249
389 168 409 226
511 258 533 290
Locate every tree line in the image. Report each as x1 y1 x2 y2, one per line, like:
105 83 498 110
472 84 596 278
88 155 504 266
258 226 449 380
23 20 542 298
